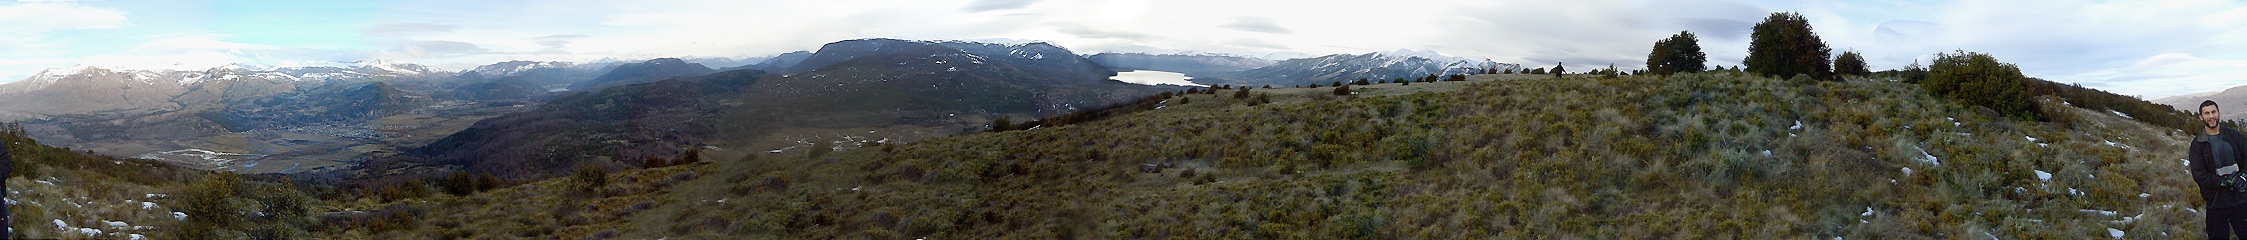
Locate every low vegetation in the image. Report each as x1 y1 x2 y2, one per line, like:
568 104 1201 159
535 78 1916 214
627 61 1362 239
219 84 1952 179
280 70 2201 239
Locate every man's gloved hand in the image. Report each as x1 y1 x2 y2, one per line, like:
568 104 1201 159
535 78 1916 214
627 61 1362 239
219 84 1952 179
2222 173 2244 189
2232 174 2247 193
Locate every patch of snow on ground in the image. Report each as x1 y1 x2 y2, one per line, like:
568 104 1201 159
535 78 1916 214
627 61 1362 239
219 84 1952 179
2110 110 2132 119
1901 167 1913 176
1914 146 1941 166
2035 170 2052 181
173 212 187 220
2109 228 2124 238
1861 207 1874 217
1790 121 1802 130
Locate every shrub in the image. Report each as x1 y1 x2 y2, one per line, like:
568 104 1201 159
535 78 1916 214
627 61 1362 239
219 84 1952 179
1235 87 1252 99
574 163 609 194
991 116 1013 133
1921 50 2036 121
809 140 833 159
1354 78 1371 85
1447 74 1466 82
1834 51 1869 77
377 179 432 202
1745 12 1835 81
1646 30 1707 75
174 173 245 239
1334 85 1352 96
439 171 503 196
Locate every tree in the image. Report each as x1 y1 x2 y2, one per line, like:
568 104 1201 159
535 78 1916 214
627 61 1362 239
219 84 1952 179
1333 85 1351 96
1645 31 1708 75
1234 87 1252 99
1744 12 1835 81
1899 59 1931 84
1504 68 1515 74
1529 68 1546 75
1353 78 1370 85
990 116 1013 133
1834 50 1870 77
1923 50 2036 121
1446 74 1466 81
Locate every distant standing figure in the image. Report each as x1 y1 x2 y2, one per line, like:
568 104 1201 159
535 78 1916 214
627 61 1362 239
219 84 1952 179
1552 62 1565 79
2192 100 2247 239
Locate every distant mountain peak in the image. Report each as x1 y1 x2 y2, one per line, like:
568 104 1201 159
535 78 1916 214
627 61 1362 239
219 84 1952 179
353 59 439 75
468 60 575 77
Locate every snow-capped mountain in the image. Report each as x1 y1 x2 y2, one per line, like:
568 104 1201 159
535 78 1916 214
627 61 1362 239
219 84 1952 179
1085 52 1276 77
467 61 575 77
1216 50 1518 87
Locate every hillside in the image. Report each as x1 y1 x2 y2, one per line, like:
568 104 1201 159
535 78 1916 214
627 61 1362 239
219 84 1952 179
332 72 2203 238
2155 84 2247 123
3 122 323 239
567 58 716 91
411 39 1175 181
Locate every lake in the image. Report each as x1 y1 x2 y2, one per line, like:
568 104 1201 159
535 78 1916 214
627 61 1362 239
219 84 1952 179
1111 70 1206 87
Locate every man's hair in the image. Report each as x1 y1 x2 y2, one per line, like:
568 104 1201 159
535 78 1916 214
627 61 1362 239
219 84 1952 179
2206 100 2222 112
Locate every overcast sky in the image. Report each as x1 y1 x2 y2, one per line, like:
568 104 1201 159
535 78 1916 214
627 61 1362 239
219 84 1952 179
3 0 2242 99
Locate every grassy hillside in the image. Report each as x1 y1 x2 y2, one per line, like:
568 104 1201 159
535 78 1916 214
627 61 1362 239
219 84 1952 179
4 122 323 239
329 71 2204 239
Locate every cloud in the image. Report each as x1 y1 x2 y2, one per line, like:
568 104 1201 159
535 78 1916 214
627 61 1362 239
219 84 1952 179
962 0 1039 12
1057 24 1155 40
1221 17 1291 34
388 40 489 58
0 2 128 56
531 34 588 47
1224 38 1289 50
362 23 457 36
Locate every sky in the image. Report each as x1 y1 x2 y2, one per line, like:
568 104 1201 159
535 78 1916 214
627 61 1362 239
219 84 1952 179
2 0 2242 99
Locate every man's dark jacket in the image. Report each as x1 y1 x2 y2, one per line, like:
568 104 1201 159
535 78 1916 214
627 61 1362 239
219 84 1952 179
2192 126 2247 209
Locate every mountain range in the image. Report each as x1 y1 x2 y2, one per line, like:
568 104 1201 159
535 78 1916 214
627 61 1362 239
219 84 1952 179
1214 50 1516 87
408 38 1174 180
0 38 1526 177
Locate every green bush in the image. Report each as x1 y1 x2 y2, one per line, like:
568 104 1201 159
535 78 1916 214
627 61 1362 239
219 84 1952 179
574 163 609 194
1834 51 1869 77
1646 30 1707 75
1921 50 2036 121
1744 12 1834 81
174 173 245 239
